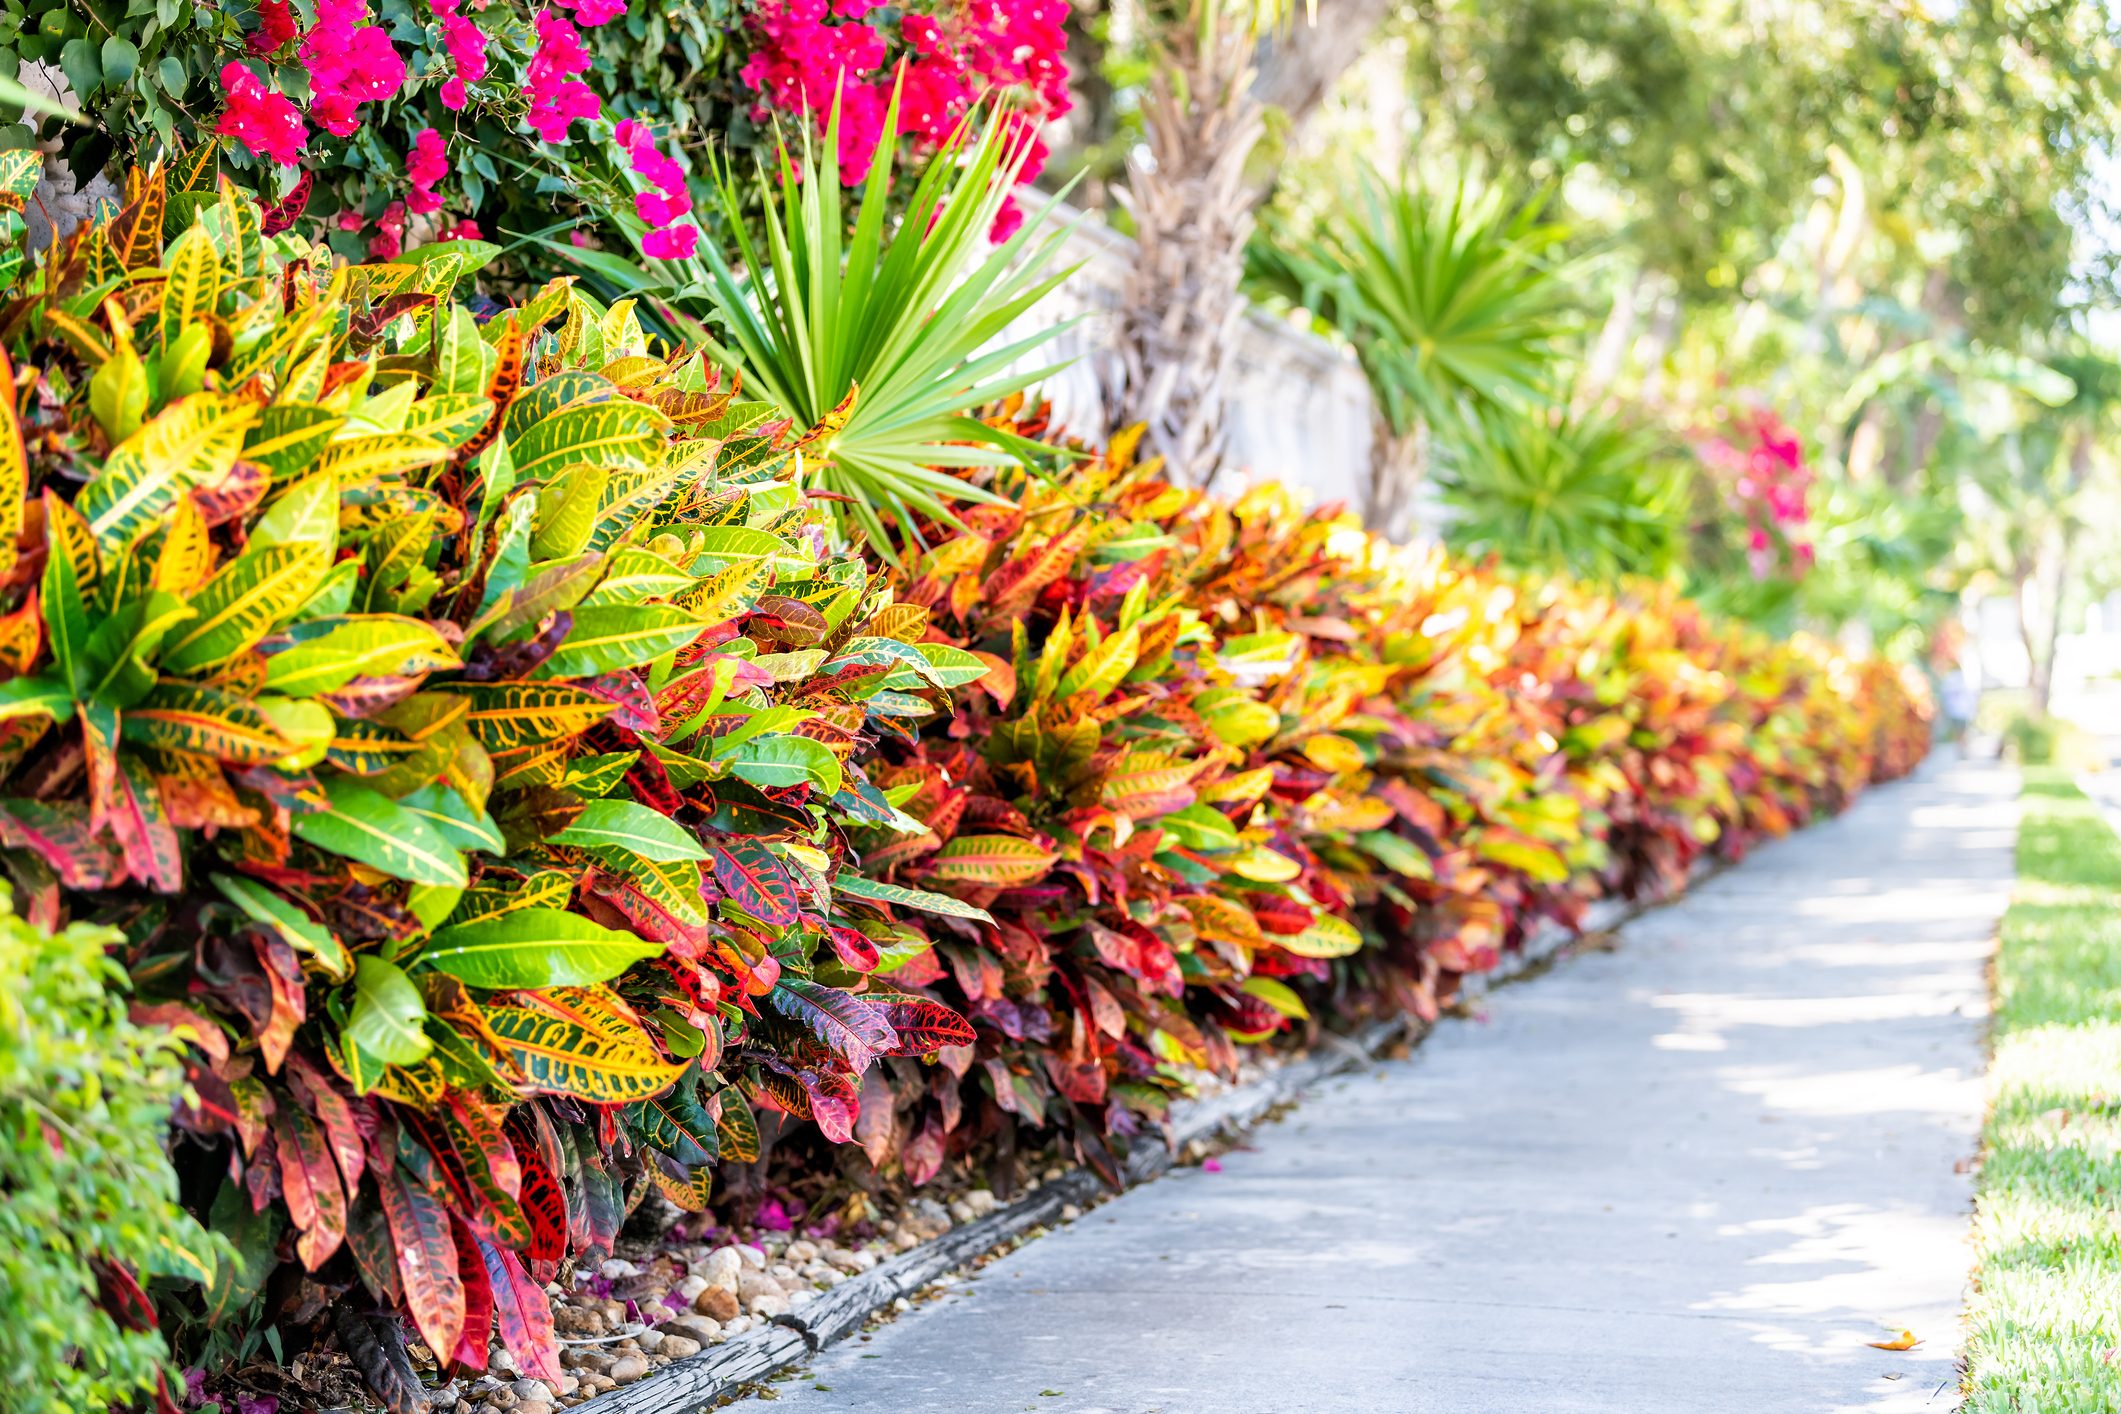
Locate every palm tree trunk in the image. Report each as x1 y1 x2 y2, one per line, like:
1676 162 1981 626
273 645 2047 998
1105 12 1263 487
1249 0 1399 143
1367 413 1428 540
2034 530 2071 721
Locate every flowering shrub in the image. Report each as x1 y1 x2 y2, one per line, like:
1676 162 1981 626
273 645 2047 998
30 0 1071 272
823 403 1931 1179
2 163 1925 1410
1696 404 1815 579
739 0 1070 229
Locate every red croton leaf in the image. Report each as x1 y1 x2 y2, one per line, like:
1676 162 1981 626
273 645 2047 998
253 928 306 1074
826 924 881 972
505 1116 570 1283
480 1239 564 1381
109 758 183 893
286 1052 365 1194
377 1159 465 1361
258 169 312 235
711 836 801 927
0 798 119 888
92 1257 157 1332
870 989 978 1055
766 978 898 1070
448 1216 494 1374
799 1068 861 1144
273 1105 346 1271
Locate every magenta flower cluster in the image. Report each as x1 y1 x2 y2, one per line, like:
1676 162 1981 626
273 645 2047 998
616 118 701 259
739 0 1072 233
210 0 1071 254
1699 408 1816 578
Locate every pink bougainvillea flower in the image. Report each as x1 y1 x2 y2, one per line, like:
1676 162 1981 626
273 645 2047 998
557 0 627 22
989 194 1024 243
635 190 691 227
404 127 449 214
216 62 309 167
742 0 1072 199
641 223 699 260
406 127 449 188
441 217 485 241
525 7 601 142
432 0 491 110
247 0 300 55
336 208 367 232
613 117 694 231
301 0 407 136
367 200 408 260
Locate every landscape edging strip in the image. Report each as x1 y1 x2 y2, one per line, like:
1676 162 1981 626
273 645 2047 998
569 873 1700 1414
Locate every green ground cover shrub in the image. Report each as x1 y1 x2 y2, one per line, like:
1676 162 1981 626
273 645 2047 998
0 893 223 1414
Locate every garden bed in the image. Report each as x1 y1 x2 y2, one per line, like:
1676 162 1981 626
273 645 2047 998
0 153 1933 1414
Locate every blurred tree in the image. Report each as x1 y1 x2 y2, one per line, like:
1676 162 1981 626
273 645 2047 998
1088 0 1414 487
1960 349 2121 718
1381 0 2119 341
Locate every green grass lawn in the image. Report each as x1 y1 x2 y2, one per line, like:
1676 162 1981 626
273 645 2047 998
1964 768 2121 1411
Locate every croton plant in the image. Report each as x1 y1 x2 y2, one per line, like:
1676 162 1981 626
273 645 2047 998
0 151 1929 1410
0 151 991 1400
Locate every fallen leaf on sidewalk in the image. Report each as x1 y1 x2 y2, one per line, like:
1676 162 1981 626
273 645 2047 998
1868 1330 1922 1351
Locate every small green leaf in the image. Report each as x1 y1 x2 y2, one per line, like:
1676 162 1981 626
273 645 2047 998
549 799 708 863
347 956 432 1065
419 908 664 989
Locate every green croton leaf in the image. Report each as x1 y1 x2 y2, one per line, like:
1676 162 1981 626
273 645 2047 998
417 908 664 989
548 799 709 863
290 779 469 887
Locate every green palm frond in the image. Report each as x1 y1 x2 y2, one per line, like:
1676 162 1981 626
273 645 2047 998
1438 401 1685 581
695 92 1082 558
1249 162 1575 440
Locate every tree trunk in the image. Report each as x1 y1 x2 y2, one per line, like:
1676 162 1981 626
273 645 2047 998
1580 269 1646 405
1900 267 1958 480
1105 1 1403 487
1104 13 1264 486
1366 413 1429 541
1843 403 1887 481
2014 557 2043 715
1249 0 1400 141
1635 287 1681 407
2034 531 2072 720
2029 428 2097 719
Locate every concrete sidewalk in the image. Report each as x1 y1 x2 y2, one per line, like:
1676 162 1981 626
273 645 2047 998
738 762 2016 1414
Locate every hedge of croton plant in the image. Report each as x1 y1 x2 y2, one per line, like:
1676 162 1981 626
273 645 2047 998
838 405 1931 1178
0 163 1927 1409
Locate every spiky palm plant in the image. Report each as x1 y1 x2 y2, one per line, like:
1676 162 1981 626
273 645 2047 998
690 96 1083 556
1249 163 1574 535
1437 401 1685 581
